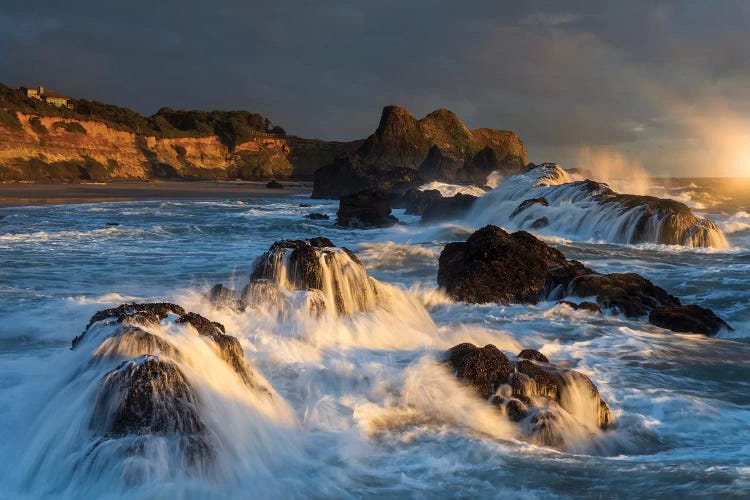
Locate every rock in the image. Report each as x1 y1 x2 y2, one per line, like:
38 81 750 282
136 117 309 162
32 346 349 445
251 239 325 290
298 203 312 207
176 311 225 336
445 343 614 435
437 225 730 333
649 305 732 336
518 349 549 363
305 212 329 220
437 225 576 304
401 188 443 215
336 189 399 228
311 153 422 199
530 217 549 229
558 300 602 314
356 106 430 168
91 355 204 437
74 302 187 348
568 273 679 317
446 343 513 399
417 145 465 182
208 284 241 309
511 197 549 218
421 193 478 223
266 180 284 189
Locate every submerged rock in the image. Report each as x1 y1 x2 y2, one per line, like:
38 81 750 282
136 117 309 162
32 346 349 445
445 343 614 446
305 212 329 220
337 189 399 228
437 225 730 334
265 180 284 189
511 197 549 218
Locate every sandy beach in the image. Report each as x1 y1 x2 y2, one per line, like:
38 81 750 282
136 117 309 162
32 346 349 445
0 181 312 206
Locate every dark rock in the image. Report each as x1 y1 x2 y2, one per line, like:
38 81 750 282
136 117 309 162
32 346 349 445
298 203 312 207
437 225 729 333
446 343 614 433
337 189 399 228
530 217 549 229
649 305 732 336
106 222 120 226
558 300 602 314
569 273 679 317
516 360 561 400
91 356 204 437
511 197 549 218
417 145 465 182
311 153 422 199
265 180 284 189
251 239 324 290
309 236 335 248
176 311 225 336
305 212 329 220
401 188 443 216
446 343 513 399
74 303 187 348
518 349 549 363
356 106 430 168
437 225 576 304
421 193 477 223
208 284 241 309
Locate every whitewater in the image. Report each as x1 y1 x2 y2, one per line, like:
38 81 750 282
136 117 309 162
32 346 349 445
0 177 749 498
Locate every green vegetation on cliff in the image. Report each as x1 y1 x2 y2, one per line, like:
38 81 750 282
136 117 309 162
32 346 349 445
0 83 283 149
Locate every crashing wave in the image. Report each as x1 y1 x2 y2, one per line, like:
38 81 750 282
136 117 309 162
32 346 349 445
469 163 728 248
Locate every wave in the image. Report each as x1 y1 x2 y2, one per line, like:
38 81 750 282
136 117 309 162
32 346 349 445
418 181 487 197
467 164 728 248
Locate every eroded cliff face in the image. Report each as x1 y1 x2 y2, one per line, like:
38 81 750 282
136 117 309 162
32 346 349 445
0 112 355 182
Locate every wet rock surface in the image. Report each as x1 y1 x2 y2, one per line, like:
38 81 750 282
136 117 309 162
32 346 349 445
337 189 399 228
420 193 478 223
446 343 614 445
438 225 730 334
649 305 732 336
265 180 283 189
401 188 443 215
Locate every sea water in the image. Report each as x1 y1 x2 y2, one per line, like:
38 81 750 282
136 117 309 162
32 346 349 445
0 178 748 498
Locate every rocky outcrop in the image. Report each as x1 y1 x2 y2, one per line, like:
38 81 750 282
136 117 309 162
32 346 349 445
310 153 422 199
356 107 528 174
417 146 465 182
73 302 275 470
265 180 283 189
337 189 399 228
446 343 613 447
420 193 478 223
437 225 730 335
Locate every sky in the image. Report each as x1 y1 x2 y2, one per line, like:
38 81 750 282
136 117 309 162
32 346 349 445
2 0 749 177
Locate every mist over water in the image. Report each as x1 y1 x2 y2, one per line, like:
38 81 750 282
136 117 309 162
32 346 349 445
0 176 749 498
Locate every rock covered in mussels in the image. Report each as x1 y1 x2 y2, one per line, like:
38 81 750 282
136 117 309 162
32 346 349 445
437 225 730 335
446 343 613 444
336 189 399 228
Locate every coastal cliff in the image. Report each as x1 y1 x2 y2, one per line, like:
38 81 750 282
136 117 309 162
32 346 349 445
0 112 358 182
0 84 523 183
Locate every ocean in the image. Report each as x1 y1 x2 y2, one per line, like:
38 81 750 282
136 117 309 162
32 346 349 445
0 176 748 498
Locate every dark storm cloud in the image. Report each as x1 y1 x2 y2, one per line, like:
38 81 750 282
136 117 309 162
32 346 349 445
1 0 748 175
